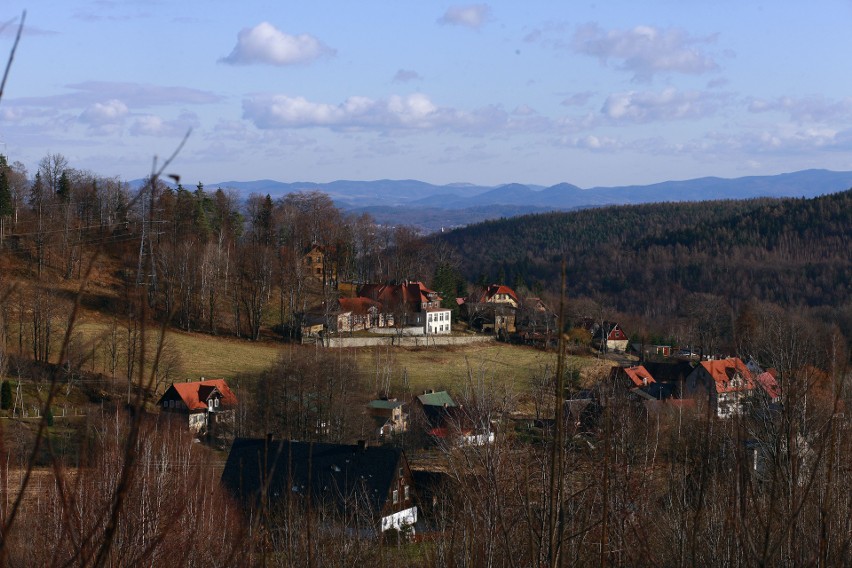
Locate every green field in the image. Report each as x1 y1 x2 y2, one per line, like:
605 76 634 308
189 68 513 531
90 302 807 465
12 315 613 401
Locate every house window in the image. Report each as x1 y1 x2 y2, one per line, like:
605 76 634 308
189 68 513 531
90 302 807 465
404 485 410 501
392 489 399 504
214 398 220 408
163 401 168 408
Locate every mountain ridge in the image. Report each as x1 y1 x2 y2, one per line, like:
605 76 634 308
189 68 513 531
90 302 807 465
128 169 852 231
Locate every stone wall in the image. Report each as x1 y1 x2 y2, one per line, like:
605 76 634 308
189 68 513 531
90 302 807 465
319 335 496 348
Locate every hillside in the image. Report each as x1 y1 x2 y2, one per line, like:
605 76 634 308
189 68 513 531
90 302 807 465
432 189 852 341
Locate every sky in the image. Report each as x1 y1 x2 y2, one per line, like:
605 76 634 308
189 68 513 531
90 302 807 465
2 1 852 188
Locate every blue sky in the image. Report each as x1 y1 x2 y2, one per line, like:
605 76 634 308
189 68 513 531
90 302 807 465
2 1 852 188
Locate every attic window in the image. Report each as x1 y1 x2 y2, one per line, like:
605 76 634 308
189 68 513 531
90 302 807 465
393 489 399 504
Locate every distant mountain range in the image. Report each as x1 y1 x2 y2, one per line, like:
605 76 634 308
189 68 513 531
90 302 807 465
132 169 852 232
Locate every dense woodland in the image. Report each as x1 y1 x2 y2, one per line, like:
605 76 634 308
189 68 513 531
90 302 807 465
1 152 851 566
433 190 852 351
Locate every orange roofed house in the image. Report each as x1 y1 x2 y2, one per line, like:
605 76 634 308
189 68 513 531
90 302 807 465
358 280 452 335
158 378 238 435
685 358 755 418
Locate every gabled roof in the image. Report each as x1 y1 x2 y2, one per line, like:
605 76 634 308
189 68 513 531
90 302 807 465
642 361 695 383
755 370 781 400
221 438 404 516
358 281 442 312
622 365 656 387
484 284 519 304
338 297 382 315
368 399 406 410
161 379 238 411
699 359 754 394
416 391 457 408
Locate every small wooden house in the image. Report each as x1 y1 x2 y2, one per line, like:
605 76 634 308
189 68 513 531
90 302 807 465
158 378 238 434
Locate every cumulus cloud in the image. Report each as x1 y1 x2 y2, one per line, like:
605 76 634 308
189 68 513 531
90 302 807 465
573 23 719 81
219 22 334 66
393 69 422 83
130 112 200 137
747 95 852 123
601 88 725 123
437 4 491 29
79 99 129 133
242 92 519 134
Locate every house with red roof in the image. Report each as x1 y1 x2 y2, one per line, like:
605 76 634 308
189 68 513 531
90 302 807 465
357 281 451 335
618 365 657 388
685 358 755 418
337 297 385 332
158 378 238 435
582 319 629 353
459 284 521 334
754 370 781 404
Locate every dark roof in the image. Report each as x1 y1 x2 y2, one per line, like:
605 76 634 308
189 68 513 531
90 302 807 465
368 399 405 410
221 438 403 516
635 382 676 401
641 361 695 383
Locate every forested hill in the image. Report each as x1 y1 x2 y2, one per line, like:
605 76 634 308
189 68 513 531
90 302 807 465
433 189 851 325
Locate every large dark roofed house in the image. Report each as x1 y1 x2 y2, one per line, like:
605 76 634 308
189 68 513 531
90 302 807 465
221 438 418 534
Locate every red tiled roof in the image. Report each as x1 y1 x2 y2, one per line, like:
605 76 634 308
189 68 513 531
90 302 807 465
485 284 519 303
338 297 382 315
622 365 656 387
700 359 754 394
755 371 781 400
168 379 238 411
357 281 442 311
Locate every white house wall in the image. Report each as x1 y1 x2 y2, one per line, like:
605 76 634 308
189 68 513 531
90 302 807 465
381 506 418 532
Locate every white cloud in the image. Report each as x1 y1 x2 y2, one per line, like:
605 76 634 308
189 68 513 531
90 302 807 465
393 69 422 83
11 82 221 110
601 88 725 123
79 99 129 127
437 4 491 29
747 95 852 124
219 22 334 66
129 111 199 137
573 23 719 81
242 92 515 134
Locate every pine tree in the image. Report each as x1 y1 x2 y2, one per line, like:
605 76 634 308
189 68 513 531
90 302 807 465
0 381 12 410
0 154 12 217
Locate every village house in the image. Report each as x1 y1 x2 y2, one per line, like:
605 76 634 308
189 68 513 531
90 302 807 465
685 358 756 418
158 378 238 435
302 244 337 286
582 319 629 352
459 284 520 334
358 281 451 335
221 437 418 534
617 365 657 388
754 369 782 405
412 390 493 446
367 397 408 439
